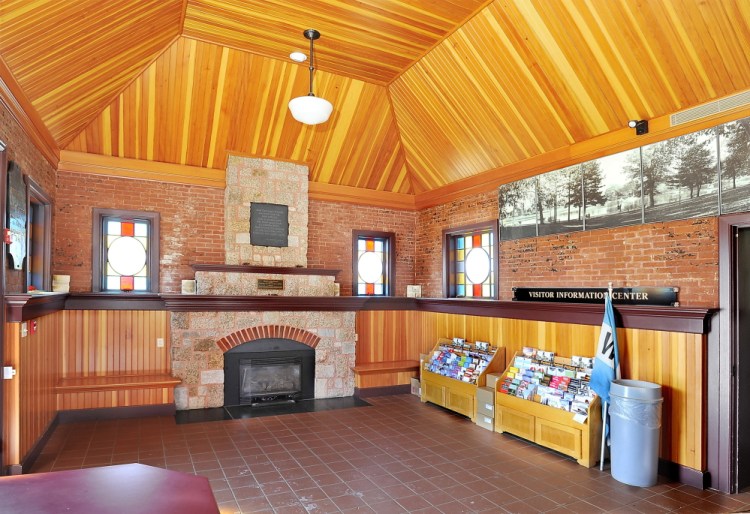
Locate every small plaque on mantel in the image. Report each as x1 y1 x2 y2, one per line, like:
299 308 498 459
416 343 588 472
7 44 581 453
258 279 284 291
250 202 289 247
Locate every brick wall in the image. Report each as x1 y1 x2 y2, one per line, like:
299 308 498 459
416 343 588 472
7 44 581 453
500 217 718 305
416 191 499 298
0 103 57 293
415 190 719 306
308 200 417 296
54 172 224 293
53 172 418 296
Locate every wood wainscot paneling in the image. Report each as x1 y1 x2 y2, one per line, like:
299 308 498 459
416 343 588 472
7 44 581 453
56 310 177 411
355 305 709 475
2 312 62 471
353 311 434 389
417 311 706 473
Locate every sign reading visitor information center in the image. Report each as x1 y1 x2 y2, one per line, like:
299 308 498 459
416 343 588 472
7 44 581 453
512 287 678 306
250 202 289 247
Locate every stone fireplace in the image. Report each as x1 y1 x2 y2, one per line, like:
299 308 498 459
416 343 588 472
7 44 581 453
170 156 356 410
223 338 315 406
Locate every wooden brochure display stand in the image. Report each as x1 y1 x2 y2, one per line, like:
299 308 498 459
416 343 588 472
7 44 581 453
494 352 602 467
421 338 505 421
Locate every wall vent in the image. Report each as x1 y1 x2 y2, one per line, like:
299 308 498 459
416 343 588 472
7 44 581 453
670 90 750 126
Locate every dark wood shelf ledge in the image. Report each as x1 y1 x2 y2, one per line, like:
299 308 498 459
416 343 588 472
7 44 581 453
64 292 165 310
6 293 715 335
5 293 68 322
416 298 716 334
191 264 340 276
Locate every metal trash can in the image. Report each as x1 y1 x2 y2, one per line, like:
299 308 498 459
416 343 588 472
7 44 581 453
609 379 663 487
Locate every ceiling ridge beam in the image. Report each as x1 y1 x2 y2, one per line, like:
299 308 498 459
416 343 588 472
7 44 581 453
0 55 59 167
180 0 189 33
387 0 496 87
414 104 750 210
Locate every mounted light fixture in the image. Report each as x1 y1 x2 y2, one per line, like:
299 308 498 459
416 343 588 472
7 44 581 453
288 29 333 125
628 119 649 135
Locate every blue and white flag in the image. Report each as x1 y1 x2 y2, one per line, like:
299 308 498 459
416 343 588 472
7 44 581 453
590 293 621 403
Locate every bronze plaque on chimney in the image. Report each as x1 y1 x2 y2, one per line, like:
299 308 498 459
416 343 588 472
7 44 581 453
250 202 289 247
258 279 284 290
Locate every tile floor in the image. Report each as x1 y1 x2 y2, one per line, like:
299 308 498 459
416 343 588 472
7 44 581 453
30 395 750 513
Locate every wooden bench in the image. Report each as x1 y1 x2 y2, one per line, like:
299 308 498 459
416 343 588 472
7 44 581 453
351 360 420 389
55 374 181 410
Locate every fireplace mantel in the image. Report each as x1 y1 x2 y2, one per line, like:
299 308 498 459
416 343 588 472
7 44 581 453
191 264 340 277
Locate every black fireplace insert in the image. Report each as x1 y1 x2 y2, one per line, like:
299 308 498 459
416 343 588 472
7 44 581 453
224 338 315 406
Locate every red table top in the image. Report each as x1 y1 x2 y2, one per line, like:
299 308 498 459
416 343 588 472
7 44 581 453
0 463 219 514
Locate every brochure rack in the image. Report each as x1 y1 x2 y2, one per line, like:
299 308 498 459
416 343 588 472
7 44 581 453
420 338 505 421
494 351 603 467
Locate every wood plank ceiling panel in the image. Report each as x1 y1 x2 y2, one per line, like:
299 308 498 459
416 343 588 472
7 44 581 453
64 37 413 194
0 0 183 146
390 0 750 191
182 0 489 84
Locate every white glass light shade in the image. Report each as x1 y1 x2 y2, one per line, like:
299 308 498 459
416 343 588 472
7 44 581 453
288 95 333 125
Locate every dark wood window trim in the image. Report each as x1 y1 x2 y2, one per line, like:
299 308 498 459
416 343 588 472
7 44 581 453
443 220 499 299
25 176 52 292
92 208 160 293
352 230 396 297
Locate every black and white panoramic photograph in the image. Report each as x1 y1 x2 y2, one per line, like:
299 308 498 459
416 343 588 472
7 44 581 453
720 117 750 215
584 149 642 230
643 128 718 223
499 177 537 240
536 164 583 236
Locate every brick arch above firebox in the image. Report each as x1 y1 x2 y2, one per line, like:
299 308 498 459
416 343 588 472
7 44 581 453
216 325 321 352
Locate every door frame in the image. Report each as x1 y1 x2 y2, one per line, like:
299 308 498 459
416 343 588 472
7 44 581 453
0 141 7 473
713 212 750 493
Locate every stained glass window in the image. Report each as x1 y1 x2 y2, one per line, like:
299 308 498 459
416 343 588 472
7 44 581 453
94 209 160 293
353 231 395 296
444 223 497 299
104 219 149 291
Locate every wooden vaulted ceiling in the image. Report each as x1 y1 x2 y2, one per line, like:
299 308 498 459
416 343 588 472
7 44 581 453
2 0 750 203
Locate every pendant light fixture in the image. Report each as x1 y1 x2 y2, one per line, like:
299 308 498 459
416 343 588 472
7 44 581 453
288 29 333 125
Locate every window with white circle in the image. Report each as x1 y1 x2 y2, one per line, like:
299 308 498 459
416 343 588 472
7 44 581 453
444 223 497 299
95 209 159 293
353 231 394 296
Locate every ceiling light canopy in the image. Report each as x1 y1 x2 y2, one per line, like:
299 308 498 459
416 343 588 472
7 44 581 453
288 29 333 125
289 51 306 63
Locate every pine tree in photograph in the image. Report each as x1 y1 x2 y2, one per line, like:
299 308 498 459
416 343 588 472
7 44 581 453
672 131 715 199
722 118 750 189
582 160 607 211
635 139 678 207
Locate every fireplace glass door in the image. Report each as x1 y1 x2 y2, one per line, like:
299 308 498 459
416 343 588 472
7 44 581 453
239 357 302 405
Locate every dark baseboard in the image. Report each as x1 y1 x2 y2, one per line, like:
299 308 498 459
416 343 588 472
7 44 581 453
354 385 412 398
658 458 710 489
58 404 176 423
19 413 60 474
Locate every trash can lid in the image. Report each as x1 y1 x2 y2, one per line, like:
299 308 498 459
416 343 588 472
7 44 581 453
610 379 662 400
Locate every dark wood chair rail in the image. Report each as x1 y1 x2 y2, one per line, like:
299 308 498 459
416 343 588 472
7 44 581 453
6 293 716 334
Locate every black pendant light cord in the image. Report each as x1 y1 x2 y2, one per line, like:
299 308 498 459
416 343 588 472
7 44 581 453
303 29 321 97
308 34 315 97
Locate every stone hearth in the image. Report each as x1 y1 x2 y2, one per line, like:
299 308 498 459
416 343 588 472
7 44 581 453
171 309 355 410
